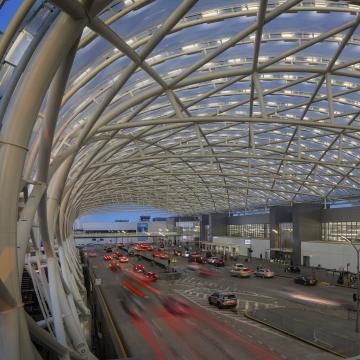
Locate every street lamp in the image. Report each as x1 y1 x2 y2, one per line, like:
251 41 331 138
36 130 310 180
340 235 360 333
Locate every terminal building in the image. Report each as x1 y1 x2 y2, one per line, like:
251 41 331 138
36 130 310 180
1 0 360 359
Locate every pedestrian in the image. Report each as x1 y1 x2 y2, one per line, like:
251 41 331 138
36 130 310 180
260 253 263 260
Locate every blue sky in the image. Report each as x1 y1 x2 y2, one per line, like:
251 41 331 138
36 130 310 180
76 204 175 224
0 0 22 33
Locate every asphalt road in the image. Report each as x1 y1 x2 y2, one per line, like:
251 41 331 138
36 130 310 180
85 246 354 360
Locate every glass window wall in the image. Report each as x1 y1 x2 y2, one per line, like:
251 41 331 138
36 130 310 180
227 224 269 239
322 222 360 242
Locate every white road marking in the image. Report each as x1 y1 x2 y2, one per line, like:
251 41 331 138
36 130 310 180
174 289 287 338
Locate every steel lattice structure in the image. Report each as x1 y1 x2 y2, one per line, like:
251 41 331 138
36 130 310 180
1 0 360 359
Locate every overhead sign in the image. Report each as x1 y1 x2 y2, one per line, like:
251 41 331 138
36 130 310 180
244 239 252 245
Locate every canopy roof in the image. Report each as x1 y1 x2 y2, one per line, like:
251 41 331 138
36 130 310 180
2 0 360 216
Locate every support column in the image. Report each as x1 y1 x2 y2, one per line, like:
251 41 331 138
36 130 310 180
0 13 86 360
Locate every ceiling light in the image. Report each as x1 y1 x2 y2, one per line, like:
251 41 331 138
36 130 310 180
182 43 199 52
202 10 218 18
281 32 294 39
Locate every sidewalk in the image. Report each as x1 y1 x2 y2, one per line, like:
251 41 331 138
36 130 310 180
218 254 357 288
246 307 360 358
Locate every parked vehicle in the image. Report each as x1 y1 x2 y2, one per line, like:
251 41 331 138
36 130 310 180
207 257 218 264
159 253 169 260
294 276 317 286
285 265 301 273
119 256 129 263
208 293 237 309
144 271 159 282
231 263 245 270
133 264 145 273
254 268 274 278
213 259 225 267
189 254 206 263
174 250 182 256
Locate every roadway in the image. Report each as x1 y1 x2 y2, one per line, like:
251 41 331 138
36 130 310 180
85 245 356 360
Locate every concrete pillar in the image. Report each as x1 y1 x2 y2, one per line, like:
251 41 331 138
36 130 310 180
269 206 292 259
292 204 322 266
208 213 227 241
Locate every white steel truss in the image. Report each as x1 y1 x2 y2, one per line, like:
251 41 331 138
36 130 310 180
1 0 360 358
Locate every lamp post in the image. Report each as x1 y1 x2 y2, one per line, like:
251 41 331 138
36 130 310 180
341 235 360 333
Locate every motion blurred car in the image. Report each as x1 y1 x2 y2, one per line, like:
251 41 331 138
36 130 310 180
294 276 317 286
159 253 169 260
254 268 274 278
183 251 190 258
105 247 113 253
108 261 118 272
133 264 145 273
208 293 237 309
119 256 129 263
117 243 125 248
122 296 144 319
174 250 182 256
87 252 97 257
213 259 225 267
161 296 189 316
103 255 112 261
230 267 253 277
199 268 217 277
187 264 201 271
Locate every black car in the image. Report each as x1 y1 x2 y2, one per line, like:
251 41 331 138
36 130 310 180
285 265 300 273
294 276 317 286
208 293 237 309
213 259 225 267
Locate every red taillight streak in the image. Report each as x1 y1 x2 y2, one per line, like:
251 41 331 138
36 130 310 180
121 280 145 298
131 317 168 360
191 304 279 360
155 308 203 360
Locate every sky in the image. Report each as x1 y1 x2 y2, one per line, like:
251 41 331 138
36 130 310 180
76 204 175 225
0 0 22 33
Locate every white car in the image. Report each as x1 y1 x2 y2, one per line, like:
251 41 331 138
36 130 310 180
183 251 190 258
207 257 219 264
232 263 245 270
254 268 274 278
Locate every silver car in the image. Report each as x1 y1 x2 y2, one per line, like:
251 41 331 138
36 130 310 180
207 257 219 264
254 268 274 278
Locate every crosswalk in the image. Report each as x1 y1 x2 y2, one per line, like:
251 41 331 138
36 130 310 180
180 288 281 312
175 275 275 299
174 288 287 337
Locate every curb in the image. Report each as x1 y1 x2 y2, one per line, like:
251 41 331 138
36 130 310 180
244 311 345 358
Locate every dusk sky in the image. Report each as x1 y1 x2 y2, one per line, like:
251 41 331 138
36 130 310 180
0 0 22 33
